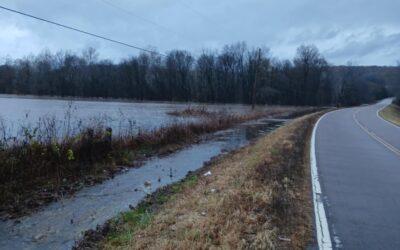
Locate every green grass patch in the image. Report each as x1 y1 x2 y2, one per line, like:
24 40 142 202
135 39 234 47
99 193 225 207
107 203 153 246
170 175 198 194
103 174 199 247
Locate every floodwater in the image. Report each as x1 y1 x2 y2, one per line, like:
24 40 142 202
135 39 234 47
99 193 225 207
0 118 284 250
0 95 253 138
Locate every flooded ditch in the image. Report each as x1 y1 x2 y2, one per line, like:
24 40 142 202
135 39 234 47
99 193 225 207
0 118 285 250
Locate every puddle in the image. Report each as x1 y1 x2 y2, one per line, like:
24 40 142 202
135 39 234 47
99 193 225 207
0 118 284 250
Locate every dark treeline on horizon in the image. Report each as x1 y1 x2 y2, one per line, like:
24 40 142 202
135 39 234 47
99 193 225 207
0 43 396 106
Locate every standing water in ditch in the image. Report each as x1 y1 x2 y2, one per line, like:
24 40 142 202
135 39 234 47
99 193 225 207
0 118 285 250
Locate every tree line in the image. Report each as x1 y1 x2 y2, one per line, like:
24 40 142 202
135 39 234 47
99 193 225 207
0 43 394 106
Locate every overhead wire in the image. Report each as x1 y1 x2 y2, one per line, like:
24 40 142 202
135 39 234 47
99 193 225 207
175 0 236 40
98 0 197 44
176 1 214 24
99 0 176 36
0 4 166 56
0 2 315 98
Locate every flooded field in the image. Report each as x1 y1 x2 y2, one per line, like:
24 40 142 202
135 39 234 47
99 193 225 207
0 95 253 138
0 117 284 250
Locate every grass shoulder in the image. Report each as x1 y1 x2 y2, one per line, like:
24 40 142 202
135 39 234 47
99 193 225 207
379 104 400 127
75 112 323 249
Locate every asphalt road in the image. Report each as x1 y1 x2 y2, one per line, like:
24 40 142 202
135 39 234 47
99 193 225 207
315 99 400 249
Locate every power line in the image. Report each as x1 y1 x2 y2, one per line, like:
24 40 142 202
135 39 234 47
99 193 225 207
98 0 195 44
0 4 165 56
176 1 234 37
99 0 176 36
176 1 213 24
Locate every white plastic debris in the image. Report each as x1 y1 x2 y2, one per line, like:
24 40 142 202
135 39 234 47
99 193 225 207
278 236 291 242
203 171 212 176
33 234 45 241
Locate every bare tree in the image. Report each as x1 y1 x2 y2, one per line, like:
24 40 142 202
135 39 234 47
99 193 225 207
0 44 391 107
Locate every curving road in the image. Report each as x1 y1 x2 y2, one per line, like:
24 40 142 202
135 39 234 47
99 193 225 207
314 99 400 249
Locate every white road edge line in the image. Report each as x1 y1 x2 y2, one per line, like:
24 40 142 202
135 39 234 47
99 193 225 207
376 104 400 129
311 112 333 250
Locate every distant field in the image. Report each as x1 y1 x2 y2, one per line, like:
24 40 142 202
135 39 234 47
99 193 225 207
379 104 400 126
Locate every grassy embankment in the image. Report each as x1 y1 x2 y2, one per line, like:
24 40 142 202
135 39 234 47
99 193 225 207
379 104 400 126
0 106 316 219
75 112 322 249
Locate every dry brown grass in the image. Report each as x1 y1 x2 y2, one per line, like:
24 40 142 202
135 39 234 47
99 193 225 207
97 112 321 250
167 105 319 119
167 106 212 117
379 104 400 126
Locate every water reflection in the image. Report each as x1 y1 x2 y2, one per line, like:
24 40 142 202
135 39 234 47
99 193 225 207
0 118 284 250
0 95 254 138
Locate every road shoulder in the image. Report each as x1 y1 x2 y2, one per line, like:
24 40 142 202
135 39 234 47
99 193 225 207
378 104 400 127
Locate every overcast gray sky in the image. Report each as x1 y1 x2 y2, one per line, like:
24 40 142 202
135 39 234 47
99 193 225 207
0 0 399 65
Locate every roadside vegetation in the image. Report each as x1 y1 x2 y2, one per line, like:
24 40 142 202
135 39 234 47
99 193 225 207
75 112 321 249
0 105 317 219
379 103 400 126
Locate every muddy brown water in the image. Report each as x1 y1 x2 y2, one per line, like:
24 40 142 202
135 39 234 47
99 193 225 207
0 118 284 250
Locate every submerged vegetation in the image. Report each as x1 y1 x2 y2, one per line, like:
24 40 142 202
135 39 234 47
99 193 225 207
0 105 317 219
75 112 321 249
167 106 213 117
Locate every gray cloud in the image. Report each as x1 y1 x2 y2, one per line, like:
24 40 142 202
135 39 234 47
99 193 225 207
0 0 399 65
324 27 400 65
